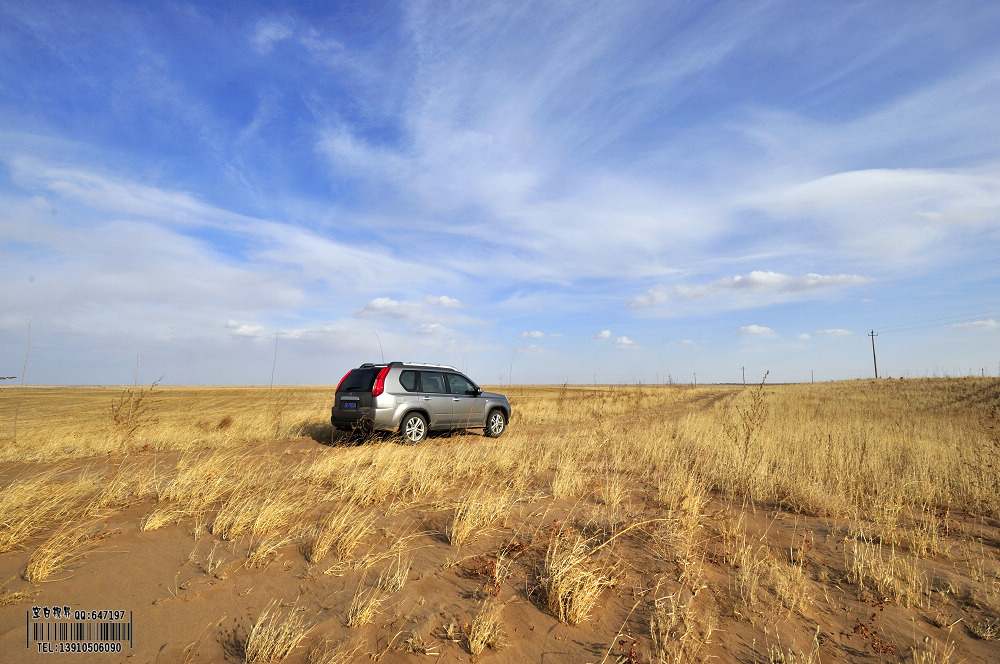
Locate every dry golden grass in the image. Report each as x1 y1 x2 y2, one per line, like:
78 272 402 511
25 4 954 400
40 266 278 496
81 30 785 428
244 600 311 664
0 385 323 462
446 484 516 547
539 527 618 625
650 589 716 664
0 470 102 553
2 378 999 662
303 501 374 563
345 577 387 627
22 518 100 582
307 637 360 664
847 535 929 608
466 600 507 655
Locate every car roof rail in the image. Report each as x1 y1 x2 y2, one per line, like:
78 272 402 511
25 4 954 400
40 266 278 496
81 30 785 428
391 361 460 371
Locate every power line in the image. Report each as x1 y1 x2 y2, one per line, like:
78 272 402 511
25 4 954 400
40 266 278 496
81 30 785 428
875 308 1000 335
764 307 1000 368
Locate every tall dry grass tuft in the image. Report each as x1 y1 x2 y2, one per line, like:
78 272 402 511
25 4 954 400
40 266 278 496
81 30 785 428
539 529 617 625
244 600 311 664
0 471 101 553
466 601 507 655
650 590 715 664
303 501 374 563
24 518 103 582
847 534 928 608
446 484 515 547
345 578 386 627
307 637 360 664
212 484 306 542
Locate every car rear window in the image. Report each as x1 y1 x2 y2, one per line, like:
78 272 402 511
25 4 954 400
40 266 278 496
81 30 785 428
338 368 380 392
420 371 447 393
399 370 418 391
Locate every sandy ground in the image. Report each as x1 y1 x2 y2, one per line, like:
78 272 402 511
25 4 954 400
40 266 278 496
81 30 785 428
2 395 999 663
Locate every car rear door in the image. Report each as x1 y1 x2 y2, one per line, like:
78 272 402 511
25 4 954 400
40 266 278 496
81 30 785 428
417 371 453 428
333 367 378 424
447 372 485 428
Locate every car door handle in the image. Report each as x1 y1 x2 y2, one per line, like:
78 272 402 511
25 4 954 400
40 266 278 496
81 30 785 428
452 398 460 401
422 397 431 401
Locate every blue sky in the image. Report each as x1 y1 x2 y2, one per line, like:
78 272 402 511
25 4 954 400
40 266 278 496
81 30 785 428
2 1 999 385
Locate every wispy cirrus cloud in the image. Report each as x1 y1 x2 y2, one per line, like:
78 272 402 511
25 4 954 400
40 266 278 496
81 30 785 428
252 17 294 54
353 297 422 319
739 325 776 336
751 166 1000 266
3 2 999 384
352 295 483 342
951 319 999 330
629 271 871 310
425 295 464 308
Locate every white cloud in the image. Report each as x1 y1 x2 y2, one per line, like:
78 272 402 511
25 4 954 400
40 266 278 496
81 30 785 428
413 322 447 335
616 336 637 349
316 124 408 179
425 295 464 308
752 166 1000 267
252 18 294 54
952 319 999 330
354 297 421 319
629 271 872 311
595 330 611 339
225 320 268 339
351 296 483 334
739 325 775 336
815 328 852 336
520 331 545 338
797 333 811 340
5 155 439 291
299 28 346 61
549 333 564 337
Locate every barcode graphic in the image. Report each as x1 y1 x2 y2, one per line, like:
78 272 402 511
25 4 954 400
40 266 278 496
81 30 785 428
31 621 132 642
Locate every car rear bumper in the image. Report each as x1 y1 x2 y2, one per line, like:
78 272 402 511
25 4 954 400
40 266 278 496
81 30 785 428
331 407 371 431
331 405 400 432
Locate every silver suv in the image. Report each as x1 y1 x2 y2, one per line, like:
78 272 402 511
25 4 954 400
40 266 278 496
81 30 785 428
331 362 511 444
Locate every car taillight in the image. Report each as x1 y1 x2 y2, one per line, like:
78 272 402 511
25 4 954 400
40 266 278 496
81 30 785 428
372 366 391 397
335 370 352 392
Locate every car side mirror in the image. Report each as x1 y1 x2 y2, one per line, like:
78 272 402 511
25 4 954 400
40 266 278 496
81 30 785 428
472 387 482 396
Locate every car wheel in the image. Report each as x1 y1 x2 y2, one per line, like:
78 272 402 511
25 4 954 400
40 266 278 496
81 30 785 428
401 412 428 444
484 409 506 438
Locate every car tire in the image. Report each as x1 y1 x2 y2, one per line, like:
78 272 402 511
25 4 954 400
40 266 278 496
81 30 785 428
484 409 507 438
401 412 428 445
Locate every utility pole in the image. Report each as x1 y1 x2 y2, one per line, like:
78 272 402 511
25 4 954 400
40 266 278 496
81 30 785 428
742 366 746 385
811 370 814 384
869 330 879 379
693 372 697 387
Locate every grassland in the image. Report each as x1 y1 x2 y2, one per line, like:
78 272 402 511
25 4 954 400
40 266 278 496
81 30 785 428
1 378 998 663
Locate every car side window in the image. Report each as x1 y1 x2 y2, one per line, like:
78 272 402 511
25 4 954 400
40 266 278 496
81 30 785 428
420 371 447 393
399 370 418 392
446 373 476 395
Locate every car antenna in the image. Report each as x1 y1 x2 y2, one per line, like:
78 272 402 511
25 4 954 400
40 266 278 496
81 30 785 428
374 330 385 363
